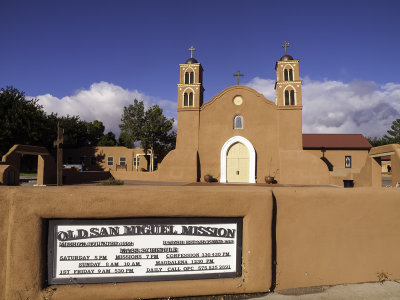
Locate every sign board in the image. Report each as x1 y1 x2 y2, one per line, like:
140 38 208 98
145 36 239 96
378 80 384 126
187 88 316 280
48 218 242 284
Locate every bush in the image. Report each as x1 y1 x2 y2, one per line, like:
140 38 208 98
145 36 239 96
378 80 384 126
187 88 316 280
97 177 124 185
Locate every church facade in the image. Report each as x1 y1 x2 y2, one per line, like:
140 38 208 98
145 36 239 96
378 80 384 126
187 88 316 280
155 46 351 184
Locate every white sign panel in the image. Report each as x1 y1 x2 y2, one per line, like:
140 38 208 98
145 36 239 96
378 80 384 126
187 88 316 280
48 218 242 284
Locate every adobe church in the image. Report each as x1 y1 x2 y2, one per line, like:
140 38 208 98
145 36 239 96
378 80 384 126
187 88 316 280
149 43 374 185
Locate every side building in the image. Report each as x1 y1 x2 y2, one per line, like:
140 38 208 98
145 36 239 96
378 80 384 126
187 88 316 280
63 146 150 172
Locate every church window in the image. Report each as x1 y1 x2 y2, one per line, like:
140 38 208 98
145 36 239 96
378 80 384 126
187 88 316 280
290 90 295 105
284 68 294 81
234 115 243 129
189 92 193 106
184 71 194 84
285 89 295 105
183 92 194 107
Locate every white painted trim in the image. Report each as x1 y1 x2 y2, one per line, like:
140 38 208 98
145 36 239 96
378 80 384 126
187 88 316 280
220 136 256 183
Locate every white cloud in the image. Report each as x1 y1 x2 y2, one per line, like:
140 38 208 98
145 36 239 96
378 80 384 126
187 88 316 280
35 78 400 140
35 81 176 136
247 77 400 138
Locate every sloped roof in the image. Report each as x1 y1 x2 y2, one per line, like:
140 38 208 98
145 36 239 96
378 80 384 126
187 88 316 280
303 134 372 150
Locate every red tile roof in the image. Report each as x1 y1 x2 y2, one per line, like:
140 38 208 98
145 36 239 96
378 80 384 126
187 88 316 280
303 134 372 150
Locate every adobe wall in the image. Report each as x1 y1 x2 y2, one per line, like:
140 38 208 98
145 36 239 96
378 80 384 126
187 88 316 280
278 150 331 185
198 86 280 182
2 186 400 299
305 149 369 175
0 186 272 300
273 188 400 290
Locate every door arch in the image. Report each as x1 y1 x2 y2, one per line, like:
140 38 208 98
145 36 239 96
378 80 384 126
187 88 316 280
220 136 256 183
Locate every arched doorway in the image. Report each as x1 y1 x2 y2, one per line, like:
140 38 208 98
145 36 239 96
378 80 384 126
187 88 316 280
226 142 249 182
220 136 256 183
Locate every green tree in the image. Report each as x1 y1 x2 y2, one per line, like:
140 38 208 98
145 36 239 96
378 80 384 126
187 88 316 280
86 120 105 146
119 99 145 148
118 100 176 167
58 115 89 148
0 86 50 157
367 136 387 147
141 104 175 164
383 118 400 144
98 131 117 146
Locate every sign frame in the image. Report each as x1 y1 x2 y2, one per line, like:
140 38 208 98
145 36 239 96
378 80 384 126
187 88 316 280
47 217 243 285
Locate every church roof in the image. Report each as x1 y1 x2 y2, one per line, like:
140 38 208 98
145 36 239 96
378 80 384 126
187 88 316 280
280 54 294 61
185 57 198 64
302 134 372 150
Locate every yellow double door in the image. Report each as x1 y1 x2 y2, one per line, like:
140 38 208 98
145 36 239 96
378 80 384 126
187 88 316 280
226 142 249 183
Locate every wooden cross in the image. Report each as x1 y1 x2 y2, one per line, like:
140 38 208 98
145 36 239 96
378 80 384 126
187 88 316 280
282 41 290 55
188 45 196 58
233 70 244 85
53 121 64 186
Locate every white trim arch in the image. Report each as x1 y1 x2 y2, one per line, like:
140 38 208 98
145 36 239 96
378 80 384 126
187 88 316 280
220 136 256 183
182 87 195 107
184 67 195 84
283 65 294 81
283 85 296 105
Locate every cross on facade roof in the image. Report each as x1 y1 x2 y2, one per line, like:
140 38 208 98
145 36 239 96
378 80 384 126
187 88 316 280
233 70 244 85
188 46 196 58
282 41 290 55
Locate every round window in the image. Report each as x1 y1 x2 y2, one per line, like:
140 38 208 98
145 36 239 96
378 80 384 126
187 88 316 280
233 96 243 106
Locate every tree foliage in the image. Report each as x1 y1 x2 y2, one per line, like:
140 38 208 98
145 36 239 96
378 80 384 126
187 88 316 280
383 118 400 144
119 99 176 161
367 118 400 147
98 131 117 146
0 86 51 157
119 99 144 148
141 105 175 156
0 86 117 158
87 120 106 146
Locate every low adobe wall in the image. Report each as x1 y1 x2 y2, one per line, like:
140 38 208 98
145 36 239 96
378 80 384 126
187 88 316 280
0 186 272 300
62 168 111 184
1 186 400 299
273 187 400 290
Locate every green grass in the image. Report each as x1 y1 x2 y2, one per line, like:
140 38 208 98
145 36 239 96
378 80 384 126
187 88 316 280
19 172 37 177
97 177 124 186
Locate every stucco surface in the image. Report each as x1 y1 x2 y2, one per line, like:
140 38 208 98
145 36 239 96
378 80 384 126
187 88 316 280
0 186 272 300
273 187 400 291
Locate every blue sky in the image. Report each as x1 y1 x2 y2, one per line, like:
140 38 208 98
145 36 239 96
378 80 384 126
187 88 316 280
1 0 400 137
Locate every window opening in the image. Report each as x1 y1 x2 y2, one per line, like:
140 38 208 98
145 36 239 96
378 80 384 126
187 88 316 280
107 157 113 166
290 90 295 105
119 157 126 166
345 156 352 168
234 115 243 129
188 92 193 106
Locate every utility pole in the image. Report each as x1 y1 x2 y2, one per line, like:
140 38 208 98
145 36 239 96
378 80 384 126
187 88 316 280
53 121 64 186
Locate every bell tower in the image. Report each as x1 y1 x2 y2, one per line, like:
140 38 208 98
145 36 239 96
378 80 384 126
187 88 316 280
176 46 204 150
275 41 303 150
177 46 204 109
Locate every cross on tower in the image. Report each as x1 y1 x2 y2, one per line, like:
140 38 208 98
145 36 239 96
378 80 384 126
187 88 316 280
233 70 244 85
282 41 290 55
188 45 196 58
